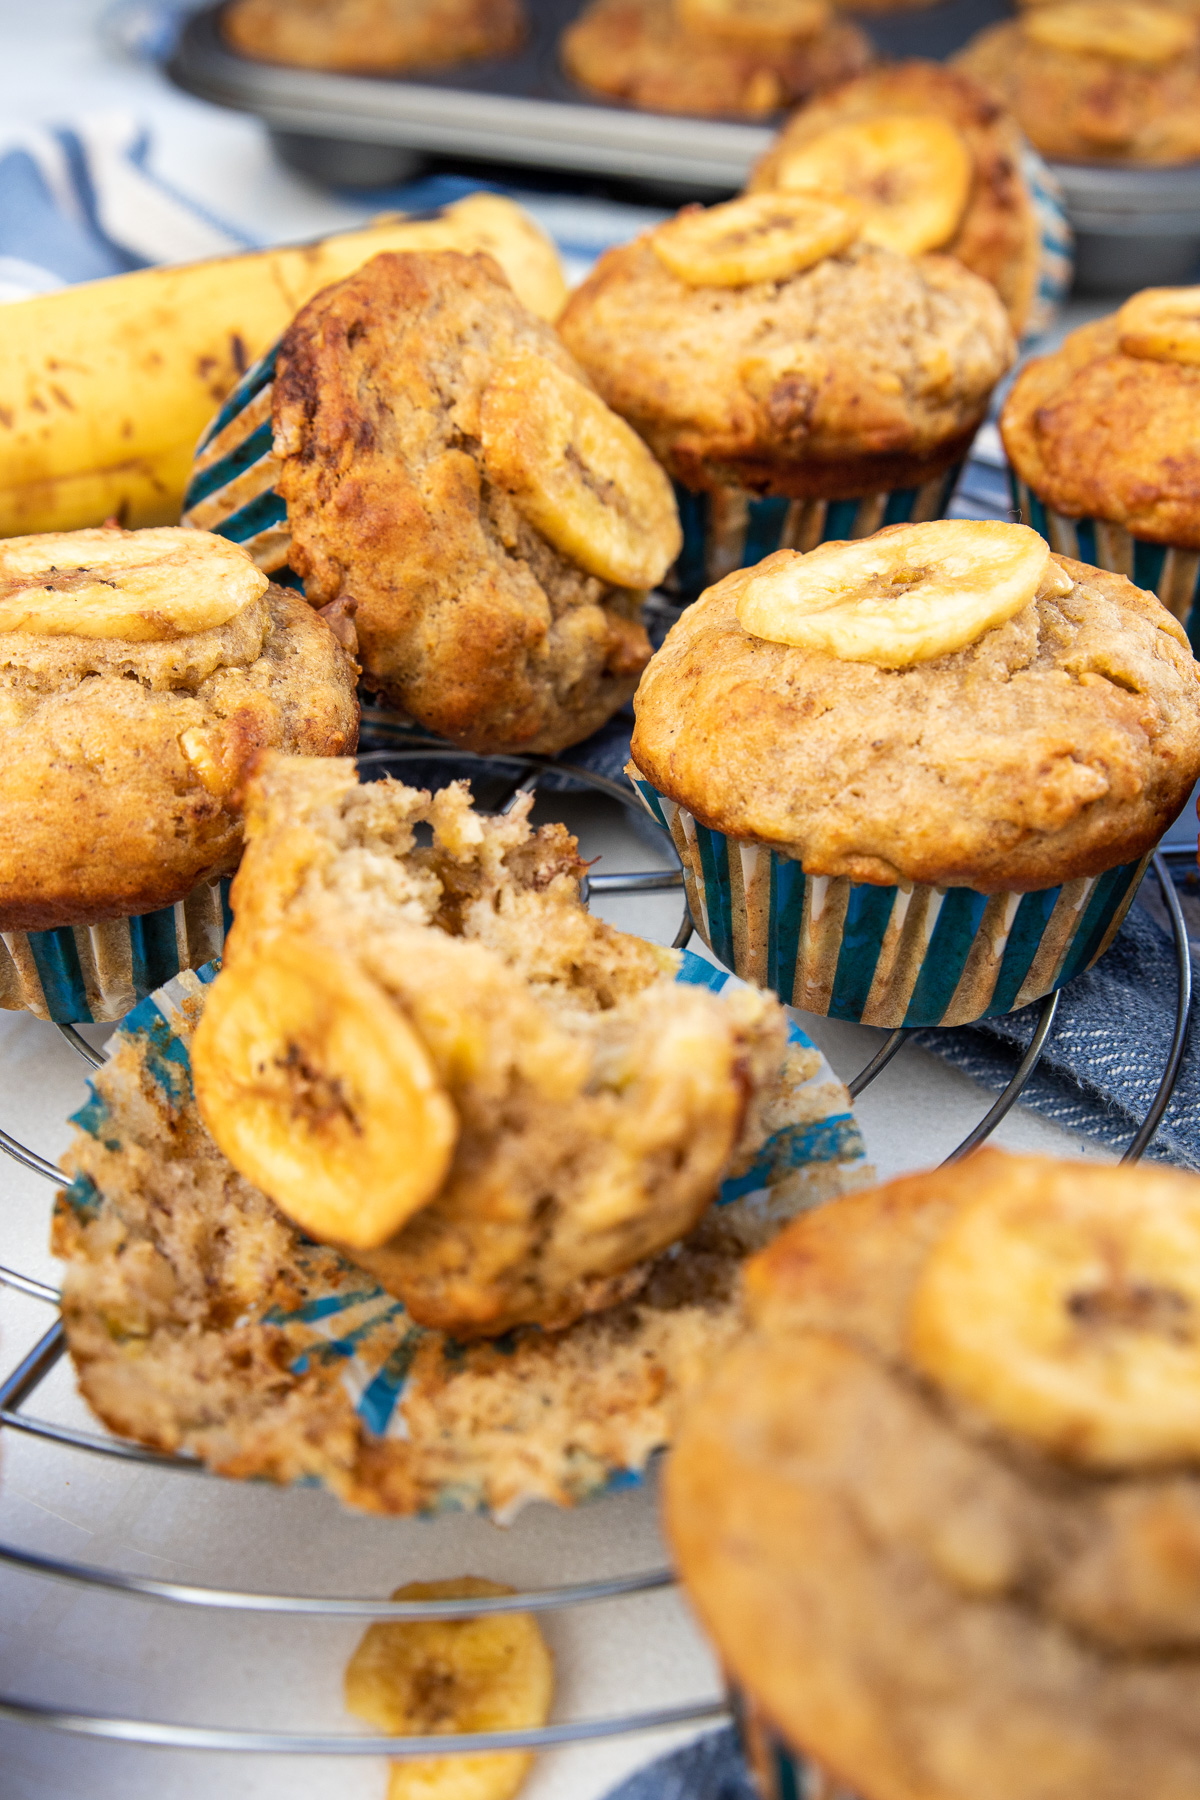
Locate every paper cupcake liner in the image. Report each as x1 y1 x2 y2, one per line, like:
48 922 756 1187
61 950 868 1518
630 774 1148 1029
669 465 962 603
181 341 301 586
1020 145 1074 343
1013 473 1200 656
731 1690 858 1800
1 876 232 1025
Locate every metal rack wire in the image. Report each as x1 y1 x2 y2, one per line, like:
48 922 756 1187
0 733 1193 1759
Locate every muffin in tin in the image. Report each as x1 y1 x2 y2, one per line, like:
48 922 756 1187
667 1149 1200 1800
185 249 681 755
560 0 872 120
957 1 1200 166
1003 288 1200 652
222 0 525 73
629 517 1200 1027
559 192 1014 596
0 525 358 1022
746 61 1073 339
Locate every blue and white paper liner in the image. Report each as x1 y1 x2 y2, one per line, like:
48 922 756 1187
181 341 298 583
63 951 868 1517
669 465 962 603
630 775 1149 1030
731 1691 857 1800
1 875 231 1024
1013 473 1200 655
1020 145 1073 344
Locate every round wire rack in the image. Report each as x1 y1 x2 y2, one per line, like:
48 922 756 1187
0 725 1193 1758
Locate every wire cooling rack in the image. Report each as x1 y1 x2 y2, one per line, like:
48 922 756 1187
0 726 1193 1759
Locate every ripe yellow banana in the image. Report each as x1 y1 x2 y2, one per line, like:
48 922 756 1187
734 519 1072 665
675 0 830 44
1023 0 1196 61
191 931 459 1250
650 193 863 289
345 1577 554 1800
908 1157 1200 1471
0 525 265 639
0 194 567 541
772 115 975 257
480 352 682 588
1117 286 1200 366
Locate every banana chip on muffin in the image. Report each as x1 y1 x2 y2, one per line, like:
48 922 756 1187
273 249 680 754
190 753 788 1337
667 1150 1200 1800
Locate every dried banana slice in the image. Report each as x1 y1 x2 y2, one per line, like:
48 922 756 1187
649 193 862 289
1023 0 1197 63
734 519 1071 666
191 932 458 1250
675 0 831 44
0 525 267 640
345 1577 554 1800
773 115 974 257
909 1159 1200 1471
480 352 681 589
1118 287 1200 366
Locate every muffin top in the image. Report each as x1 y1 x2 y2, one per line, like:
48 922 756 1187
747 61 1049 336
666 1149 1200 1800
558 196 1014 498
956 1 1200 165
0 526 358 930
1003 292 1200 548
275 248 680 755
560 0 872 119
222 0 525 72
631 519 1200 890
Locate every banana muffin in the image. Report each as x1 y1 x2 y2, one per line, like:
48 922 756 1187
747 61 1072 338
957 1 1200 165
629 517 1200 1025
223 0 525 73
0 526 358 1021
560 0 872 119
667 1149 1200 1800
270 249 679 753
190 752 789 1337
559 193 1014 593
1004 290 1200 645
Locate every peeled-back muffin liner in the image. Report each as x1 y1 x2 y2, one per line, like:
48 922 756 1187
629 772 1148 1030
2 876 231 1025
1013 473 1200 657
59 951 869 1520
1019 144 1074 342
181 341 296 581
731 1690 857 1800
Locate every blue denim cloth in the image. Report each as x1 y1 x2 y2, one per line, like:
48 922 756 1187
601 1729 757 1800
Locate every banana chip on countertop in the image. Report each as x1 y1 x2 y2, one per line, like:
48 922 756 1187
480 352 681 590
649 192 863 289
345 1578 555 1800
734 518 1071 666
773 115 974 257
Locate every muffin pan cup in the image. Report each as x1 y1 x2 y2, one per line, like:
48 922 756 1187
1013 473 1200 658
0 875 232 1025
629 771 1149 1028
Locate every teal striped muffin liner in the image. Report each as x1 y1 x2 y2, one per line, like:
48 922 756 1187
1019 145 1073 343
629 773 1148 1029
180 341 300 585
1 876 231 1025
1012 473 1200 656
731 1690 858 1800
62 950 868 1518
670 464 962 603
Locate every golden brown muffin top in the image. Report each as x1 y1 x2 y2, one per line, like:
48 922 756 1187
559 233 1013 498
666 1150 1200 1800
0 528 358 930
560 0 871 119
956 4 1200 165
274 248 678 755
748 61 1046 335
1003 309 1200 548
631 538 1200 889
222 0 525 72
